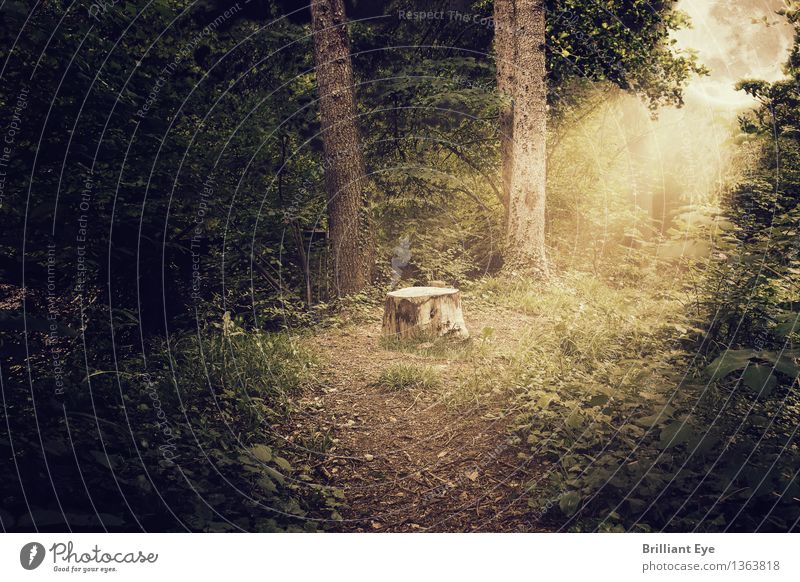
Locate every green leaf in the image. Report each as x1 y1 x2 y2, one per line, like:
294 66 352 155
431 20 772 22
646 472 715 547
767 351 800 379
263 466 285 485
704 350 757 380
274 456 292 472
250 444 273 463
256 476 277 494
587 394 609 407
742 365 777 396
566 410 584 429
774 312 799 339
559 491 581 516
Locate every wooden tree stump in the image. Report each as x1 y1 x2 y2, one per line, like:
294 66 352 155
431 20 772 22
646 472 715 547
382 287 469 340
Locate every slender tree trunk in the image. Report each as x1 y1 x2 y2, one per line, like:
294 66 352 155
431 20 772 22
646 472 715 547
496 0 549 275
310 0 375 295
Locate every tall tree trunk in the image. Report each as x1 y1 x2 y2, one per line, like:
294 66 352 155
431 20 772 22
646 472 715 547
310 0 375 295
494 0 515 212
496 0 549 275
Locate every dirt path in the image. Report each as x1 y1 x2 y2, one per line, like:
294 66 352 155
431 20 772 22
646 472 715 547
284 301 547 532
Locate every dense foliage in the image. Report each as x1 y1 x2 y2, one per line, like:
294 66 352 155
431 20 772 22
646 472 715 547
1 0 339 531
1 0 796 533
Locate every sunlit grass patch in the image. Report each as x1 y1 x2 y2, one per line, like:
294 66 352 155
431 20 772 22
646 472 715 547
473 271 688 372
440 365 511 408
376 363 442 391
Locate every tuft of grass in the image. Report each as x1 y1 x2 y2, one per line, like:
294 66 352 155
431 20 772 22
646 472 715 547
294 427 335 454
376 363 442 391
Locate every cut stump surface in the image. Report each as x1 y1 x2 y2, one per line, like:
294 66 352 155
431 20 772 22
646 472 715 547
382 286 469 340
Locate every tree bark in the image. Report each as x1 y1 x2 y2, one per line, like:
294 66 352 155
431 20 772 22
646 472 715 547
495 0 549 275
494 0 515 212
310 0 375 295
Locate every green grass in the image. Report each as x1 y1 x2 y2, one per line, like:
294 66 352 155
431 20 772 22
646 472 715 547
471 270 690 387
293 427 335 454
376 363 442 391
162 323 318 420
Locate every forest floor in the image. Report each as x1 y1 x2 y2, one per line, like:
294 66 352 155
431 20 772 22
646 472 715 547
282 298 550 532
